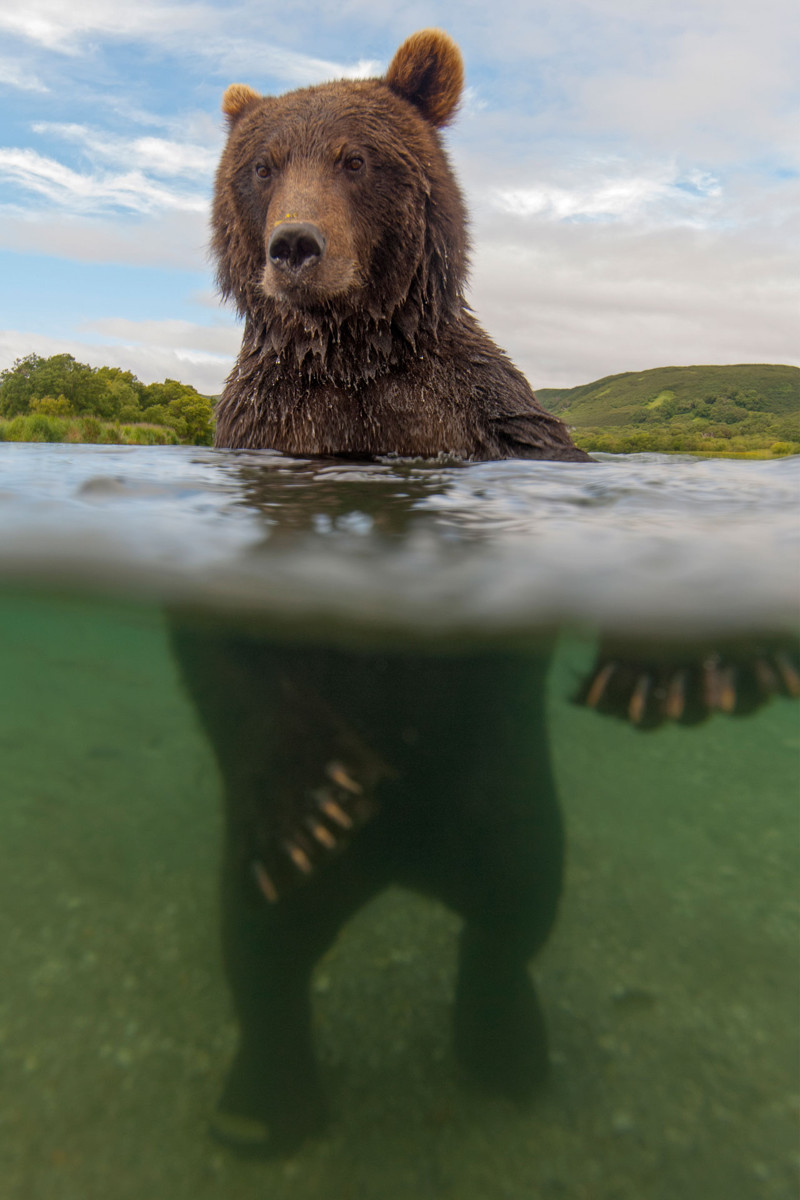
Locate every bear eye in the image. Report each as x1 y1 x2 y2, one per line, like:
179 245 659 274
254 163 272 180
343 154 365 173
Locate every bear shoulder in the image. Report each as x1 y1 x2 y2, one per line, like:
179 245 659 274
445 316 592 462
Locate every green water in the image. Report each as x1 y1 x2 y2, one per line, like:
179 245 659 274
1 590 797 1200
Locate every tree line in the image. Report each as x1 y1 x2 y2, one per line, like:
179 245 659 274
1 352 797 457
572 388 799 457
0 353 215 445
625 388 799 441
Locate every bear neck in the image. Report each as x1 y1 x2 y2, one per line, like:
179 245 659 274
239 255 461 388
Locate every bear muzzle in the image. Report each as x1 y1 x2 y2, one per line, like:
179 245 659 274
268 221 327 276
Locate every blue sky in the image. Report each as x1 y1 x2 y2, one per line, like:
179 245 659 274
0 0 797 393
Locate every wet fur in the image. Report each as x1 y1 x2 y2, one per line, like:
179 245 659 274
211 31 590 461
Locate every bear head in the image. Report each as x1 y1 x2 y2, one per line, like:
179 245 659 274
212 30 469 375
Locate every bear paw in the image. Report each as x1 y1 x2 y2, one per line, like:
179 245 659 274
212 1049 329 1157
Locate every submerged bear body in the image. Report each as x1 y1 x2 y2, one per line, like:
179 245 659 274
174 628 564 1153
212 29 590 462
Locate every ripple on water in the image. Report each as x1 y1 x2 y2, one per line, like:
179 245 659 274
0 443 796 638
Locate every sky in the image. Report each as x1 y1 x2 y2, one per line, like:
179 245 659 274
0 0 797 394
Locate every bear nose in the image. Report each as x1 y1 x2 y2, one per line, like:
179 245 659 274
268 222 326 272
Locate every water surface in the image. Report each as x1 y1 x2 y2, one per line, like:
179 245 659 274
0 444 797 1200
0 443 797 636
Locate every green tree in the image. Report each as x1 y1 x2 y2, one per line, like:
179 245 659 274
141 404 168 426
142 378 214 444
167 390 215 444
95 366 143 421
30 394 73 417
0 353 105 416
0 352 217 444
141 379 189 409
0 354 43 416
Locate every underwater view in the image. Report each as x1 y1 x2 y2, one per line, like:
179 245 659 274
0 443 797 1200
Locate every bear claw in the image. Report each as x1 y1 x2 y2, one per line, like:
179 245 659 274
252 859 279 903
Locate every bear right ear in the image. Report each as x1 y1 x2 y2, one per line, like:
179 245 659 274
221 83 262 124
385 29 464 128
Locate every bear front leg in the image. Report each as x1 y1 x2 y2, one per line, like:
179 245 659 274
575 635 800 728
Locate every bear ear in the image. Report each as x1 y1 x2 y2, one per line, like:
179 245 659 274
221 83 262 124
385 29 464 128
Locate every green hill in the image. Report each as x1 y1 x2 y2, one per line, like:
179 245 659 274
536 364 800 457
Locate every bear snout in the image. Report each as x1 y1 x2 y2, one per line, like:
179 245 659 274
268 222 327 274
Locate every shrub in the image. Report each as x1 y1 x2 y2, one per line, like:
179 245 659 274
25 413 64 442
30 394 73 417
80 416 102 443
0 417 25 441
0 414 65 442
123 424 179 445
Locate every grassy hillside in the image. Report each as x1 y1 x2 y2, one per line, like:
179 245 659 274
536 364 800 456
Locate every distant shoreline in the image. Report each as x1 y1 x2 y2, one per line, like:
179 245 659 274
537 362 800 457
2 355 798 456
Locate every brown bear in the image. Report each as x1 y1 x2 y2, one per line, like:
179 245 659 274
170 29 586 1157
211 27 590 462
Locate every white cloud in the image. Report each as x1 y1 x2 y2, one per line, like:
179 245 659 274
492 166 722 226
175 33 380 87
0 147 209 215
467 216 800 389
0 324 235 394
563 10 799 164
83 316 239 356
450 124 799 386
189 288 225 310
0 2 215 54
32 122 221 178
0 0 381 85
0 56 49 92
0 211 210 270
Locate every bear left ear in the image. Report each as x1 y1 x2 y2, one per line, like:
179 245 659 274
385 29 464 128
222 83 262 124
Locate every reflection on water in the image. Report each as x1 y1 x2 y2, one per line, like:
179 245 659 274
0 445 798 1199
